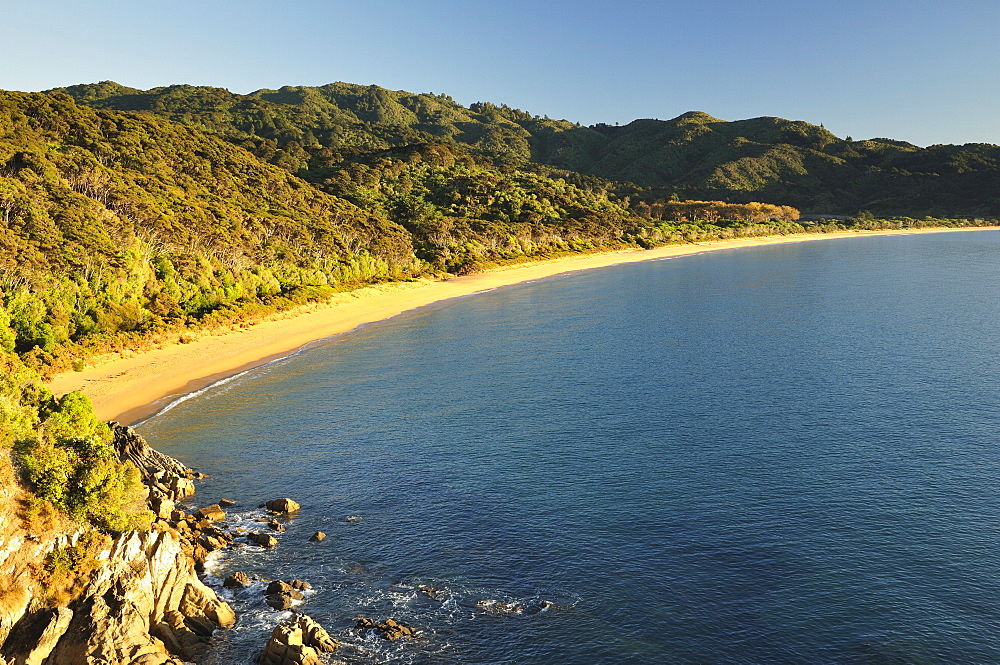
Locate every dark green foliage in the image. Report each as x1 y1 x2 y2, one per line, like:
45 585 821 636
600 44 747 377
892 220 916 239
1 354 149 533
55 81 1000 216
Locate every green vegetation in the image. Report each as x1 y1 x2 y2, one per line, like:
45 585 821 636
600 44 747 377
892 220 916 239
54 82 1000 217
1 350 148 534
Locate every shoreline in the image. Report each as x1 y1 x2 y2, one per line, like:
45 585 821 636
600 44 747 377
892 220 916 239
46 226 997 425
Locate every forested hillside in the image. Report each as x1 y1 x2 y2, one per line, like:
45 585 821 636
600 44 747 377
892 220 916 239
0 88 810 374
56 81 1000 216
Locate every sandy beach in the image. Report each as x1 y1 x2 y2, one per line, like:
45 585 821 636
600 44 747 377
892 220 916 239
46 227 995 425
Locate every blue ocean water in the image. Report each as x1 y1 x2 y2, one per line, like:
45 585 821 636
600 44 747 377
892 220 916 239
140 231 1000 664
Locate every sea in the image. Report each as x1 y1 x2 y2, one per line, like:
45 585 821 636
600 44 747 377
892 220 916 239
139 230 1000 664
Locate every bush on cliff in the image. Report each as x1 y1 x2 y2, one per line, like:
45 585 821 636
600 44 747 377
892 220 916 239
1 352 150 533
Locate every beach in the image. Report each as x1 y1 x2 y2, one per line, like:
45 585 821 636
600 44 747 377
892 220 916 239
46 227 994 424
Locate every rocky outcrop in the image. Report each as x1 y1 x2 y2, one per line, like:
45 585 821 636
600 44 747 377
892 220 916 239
0 427 236 665
1 530 234 665
223 571 251 589
111 423 199 502
258 614 337 665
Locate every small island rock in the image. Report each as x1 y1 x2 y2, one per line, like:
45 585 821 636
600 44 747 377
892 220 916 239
265 498 300 513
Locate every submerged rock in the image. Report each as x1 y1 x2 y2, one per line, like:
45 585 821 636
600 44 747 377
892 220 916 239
308 531 325 542
418 585 447 601
354 617 418 641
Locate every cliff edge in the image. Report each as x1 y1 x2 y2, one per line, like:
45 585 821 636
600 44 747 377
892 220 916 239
0 425 234 665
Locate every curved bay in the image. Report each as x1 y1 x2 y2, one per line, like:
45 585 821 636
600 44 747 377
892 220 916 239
142 231 1000 664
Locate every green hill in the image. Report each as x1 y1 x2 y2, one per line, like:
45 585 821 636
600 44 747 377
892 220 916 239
55 81 1000 216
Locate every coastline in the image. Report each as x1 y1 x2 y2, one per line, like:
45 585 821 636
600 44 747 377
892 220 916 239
46 226 996 425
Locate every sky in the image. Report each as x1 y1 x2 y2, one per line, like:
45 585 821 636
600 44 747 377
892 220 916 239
2 0 998 147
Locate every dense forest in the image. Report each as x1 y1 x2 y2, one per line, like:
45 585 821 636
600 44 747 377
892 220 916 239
55 81 1000 217
0 82 995 537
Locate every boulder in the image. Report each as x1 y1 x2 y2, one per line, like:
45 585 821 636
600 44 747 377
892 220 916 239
194 503 226 522
265 498 301 513
267 519 285 532
150 497 175 520
264 592 302 610
169 476 196 500
249 533 279 548
223 571 251 589
308 531 325 542
258 614 337 665
219 498 236 507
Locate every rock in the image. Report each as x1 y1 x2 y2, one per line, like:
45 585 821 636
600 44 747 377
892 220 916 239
150 497 175 520
267 519 285 532
197 534 227 551
308 531 325 542
288 580 311 591
345 515 362 523
354 617 418 642
194 503 226 522
265 498 300 514
219 498 236 507
265 580 296 595
258 614 337 665
170 476 196 500
41 530 235 664
111 423 193 479
223 571 251 589
418 586 446 600
295 615 337 653
264 590 302 610
248 533 279 548
0 607 73 665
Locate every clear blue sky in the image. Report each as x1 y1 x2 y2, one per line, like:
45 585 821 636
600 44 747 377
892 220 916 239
3 0 998 147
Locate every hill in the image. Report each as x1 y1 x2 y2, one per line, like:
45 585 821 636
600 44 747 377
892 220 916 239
55 81 1000 216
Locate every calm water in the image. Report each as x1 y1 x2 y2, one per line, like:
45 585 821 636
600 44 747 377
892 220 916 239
140 231 1000 664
